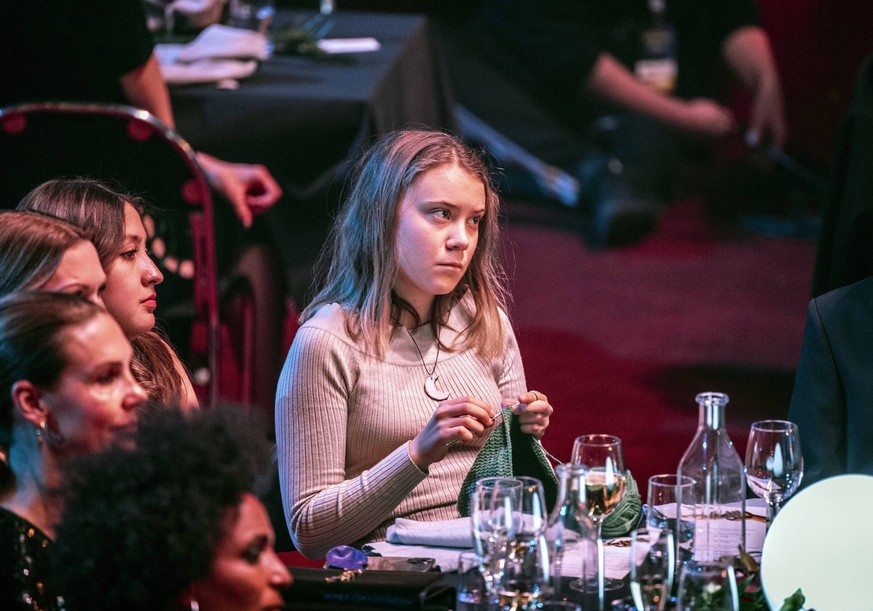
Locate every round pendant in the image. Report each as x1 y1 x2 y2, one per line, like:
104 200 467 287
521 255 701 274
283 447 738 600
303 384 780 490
424 374 449 401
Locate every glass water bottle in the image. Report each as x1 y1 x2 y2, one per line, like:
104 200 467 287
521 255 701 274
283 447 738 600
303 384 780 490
677 392 746 563
546 463 599 607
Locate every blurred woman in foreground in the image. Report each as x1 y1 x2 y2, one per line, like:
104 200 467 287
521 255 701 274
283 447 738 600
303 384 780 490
54 405 292 611
0 292 146 610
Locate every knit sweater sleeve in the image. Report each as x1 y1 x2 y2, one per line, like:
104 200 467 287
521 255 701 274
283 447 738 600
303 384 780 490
275 325 428 558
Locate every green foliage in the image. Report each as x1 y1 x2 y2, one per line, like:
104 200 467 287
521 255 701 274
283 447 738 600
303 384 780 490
731 548 807 611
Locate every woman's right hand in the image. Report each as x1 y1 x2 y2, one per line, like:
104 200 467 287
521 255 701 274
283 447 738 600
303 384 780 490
409 396 497 469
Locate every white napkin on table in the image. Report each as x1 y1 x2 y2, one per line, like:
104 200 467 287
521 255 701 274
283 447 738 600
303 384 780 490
158 57 258 85
156 24 267 86
176 24 269 62
386 517 474 548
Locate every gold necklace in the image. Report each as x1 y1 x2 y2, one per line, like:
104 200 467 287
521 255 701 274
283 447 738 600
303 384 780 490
406 327 450 401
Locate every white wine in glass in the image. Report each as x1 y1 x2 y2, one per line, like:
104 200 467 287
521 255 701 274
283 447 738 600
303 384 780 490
570 434 627 605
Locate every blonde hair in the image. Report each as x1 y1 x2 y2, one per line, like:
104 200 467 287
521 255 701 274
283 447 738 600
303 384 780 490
303 129 508 357
0 210 92 296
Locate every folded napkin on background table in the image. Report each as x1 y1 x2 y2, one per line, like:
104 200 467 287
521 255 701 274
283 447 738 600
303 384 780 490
386 517 473 548
175 24 269 62
156 24 267 85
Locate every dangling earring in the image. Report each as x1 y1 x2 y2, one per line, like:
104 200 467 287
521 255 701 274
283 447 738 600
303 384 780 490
36 421 46 449
190 600 200 611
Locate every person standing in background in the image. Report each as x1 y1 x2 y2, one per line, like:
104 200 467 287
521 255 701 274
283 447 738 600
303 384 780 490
0 0 281 229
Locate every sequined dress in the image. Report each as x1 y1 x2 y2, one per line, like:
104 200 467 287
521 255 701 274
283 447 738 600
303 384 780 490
0 507 64 611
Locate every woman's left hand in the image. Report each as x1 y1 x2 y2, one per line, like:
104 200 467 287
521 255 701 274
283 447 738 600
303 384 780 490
504 390 552 439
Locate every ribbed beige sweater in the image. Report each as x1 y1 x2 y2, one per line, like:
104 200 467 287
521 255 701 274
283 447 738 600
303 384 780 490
275 301 526 558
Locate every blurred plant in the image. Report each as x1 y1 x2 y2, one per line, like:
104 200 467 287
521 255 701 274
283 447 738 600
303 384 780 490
731 548 809 611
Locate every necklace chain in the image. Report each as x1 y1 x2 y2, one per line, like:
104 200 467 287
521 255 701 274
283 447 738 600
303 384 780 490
406 327 440 376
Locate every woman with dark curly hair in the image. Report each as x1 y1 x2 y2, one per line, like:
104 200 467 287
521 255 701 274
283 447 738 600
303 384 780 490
19 178 198 409
0 291 146 611
54 405 292 611
0 210 105 304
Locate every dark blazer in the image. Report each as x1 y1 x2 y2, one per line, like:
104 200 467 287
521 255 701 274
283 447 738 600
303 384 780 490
812 53 873 297
788 275 873 487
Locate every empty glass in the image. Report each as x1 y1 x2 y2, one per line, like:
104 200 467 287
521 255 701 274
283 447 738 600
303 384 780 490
498 477 550 610
745 420 803 529
457 550 486 611
676 560 739 611
472 478 522 604
629 527 675 611
646 474 696 566
546 464 598 608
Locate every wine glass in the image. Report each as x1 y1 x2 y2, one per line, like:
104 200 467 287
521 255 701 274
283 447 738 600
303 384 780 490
629 527 675 611
499 476 550 610
675 560 739 611
570 434 628 602
471 478 522 604
745 420 803 528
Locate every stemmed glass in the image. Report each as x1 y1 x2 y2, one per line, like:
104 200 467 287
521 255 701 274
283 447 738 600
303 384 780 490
629 527 675 611
675 560 739 611
744 420 803 528
471 478 522 605
570 434 628 603
499 477 550 610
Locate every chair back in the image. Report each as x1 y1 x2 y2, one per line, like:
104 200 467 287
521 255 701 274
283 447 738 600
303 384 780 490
0 102 220 405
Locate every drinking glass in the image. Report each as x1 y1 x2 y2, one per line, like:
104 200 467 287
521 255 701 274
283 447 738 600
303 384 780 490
499 477 550 610
745 420 803 528
472 478 522 603
457 550 486 611
629 527 675 611
229 0 275 34
570 434 628 601
675 560 739 611
646 474 696 566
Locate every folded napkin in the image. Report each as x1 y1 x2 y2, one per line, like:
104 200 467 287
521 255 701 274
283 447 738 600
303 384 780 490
156 24 267 85
158 56 258 85
176 24 269 62
316 37 381 54
386 517 474 548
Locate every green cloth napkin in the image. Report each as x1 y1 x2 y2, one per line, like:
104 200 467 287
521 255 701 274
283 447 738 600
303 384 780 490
601 469 641 538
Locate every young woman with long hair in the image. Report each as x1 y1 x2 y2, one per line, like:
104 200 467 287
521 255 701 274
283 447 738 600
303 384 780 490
276 129 554 558
19 178 197 409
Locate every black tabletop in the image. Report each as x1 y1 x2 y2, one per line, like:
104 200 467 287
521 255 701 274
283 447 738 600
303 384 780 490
169 10 456 283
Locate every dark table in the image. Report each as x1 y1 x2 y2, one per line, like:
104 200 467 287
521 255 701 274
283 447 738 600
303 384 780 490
169 10 456 290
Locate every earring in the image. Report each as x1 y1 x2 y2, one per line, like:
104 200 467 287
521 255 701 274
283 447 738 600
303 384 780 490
36 421 46 449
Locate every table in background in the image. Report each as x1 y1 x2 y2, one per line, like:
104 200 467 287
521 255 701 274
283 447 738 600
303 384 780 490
170 10 456 288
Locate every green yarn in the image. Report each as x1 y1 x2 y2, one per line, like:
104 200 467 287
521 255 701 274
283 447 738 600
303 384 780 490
457 407 559 516
456 409 641 539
